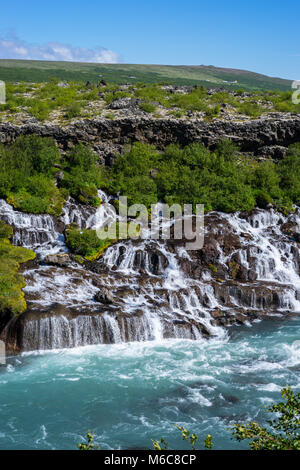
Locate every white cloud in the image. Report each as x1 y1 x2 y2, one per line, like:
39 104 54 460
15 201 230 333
0 35 121 63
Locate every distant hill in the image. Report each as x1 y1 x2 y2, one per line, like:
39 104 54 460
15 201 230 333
0 59 292 91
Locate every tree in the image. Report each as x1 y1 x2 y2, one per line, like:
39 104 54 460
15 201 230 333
232 386 300 450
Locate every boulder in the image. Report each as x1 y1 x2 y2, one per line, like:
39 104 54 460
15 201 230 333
94 288 114 304
44 253 70 267
281 222 300 242
108 98 140 110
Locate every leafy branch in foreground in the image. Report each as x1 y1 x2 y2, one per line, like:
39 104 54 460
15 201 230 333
78 432 100 450
78 387 299 451
152 426 213 450
232 386 300 450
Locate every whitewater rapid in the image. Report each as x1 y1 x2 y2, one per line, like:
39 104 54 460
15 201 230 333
1 194 300 350
0 317 300 450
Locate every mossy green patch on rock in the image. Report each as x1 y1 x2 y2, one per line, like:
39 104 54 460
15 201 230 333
209 264 218 274
0 220 36 316
65 224 115 261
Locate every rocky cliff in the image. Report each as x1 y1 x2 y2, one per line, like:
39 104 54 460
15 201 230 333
1 114 300 164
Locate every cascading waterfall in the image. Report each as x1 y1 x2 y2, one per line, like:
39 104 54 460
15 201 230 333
222 209 300 309
1 191 300 351
0 199 63 256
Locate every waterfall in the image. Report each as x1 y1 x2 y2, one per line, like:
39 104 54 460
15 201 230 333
0 199 64 256
62 190 116 230
2 193 300 352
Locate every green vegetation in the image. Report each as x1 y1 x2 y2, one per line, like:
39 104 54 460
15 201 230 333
0 135 105 214
78 386 299 450
104 140 300 214
78 432 100 450
1 79 101 121
1 80 299 123
0 134 64 215
232 386 300 450
59 143 103 206
65 224 115 261
138 101 157 113
152 426 213 450
1 134 300 218
0 220 35 315
0 59 292 91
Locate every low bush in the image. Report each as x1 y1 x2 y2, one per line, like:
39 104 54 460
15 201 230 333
65 224 115 261
59 144 106 206
0 137 107 214
65 102 82 119
0 221 36 316
0 135 64 215
106 140 300 215
139 101 156 113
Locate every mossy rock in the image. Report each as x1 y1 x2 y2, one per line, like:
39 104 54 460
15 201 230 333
0 221 36 316
65 224 115 261
209 264 218 274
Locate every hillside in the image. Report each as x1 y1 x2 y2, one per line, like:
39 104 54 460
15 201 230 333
0 59 292 91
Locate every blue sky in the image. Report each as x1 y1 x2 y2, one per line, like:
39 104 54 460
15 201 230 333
0 0 299 79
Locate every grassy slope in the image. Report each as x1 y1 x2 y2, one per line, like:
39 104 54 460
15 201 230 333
0 59 292 91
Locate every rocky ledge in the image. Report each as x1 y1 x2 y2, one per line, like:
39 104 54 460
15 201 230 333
1 204 300 353
0 114 300 164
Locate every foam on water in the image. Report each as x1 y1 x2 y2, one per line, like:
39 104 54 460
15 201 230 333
0 317 299 450
1 195 300 351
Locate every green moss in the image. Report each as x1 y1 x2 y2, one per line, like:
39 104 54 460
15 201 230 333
104 112 115 120
209 264 218 274
0 221 36 316
74 255 85 265
229 262 239 279
65 224 115 260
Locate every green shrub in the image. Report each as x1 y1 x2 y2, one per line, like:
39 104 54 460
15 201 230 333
232 386 300 450
254 190 273 209
205 105 220 119
0 221 36 316
277 144 300 205
65 102 82 119
106 140 300 215
60 144 106 206
65 224 114 261
10 134 60 176
235 101 265 118
0 135 65 215
7 175 65 215
139 101 156 113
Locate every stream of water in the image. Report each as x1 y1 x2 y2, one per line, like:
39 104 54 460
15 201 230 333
0 316 299 450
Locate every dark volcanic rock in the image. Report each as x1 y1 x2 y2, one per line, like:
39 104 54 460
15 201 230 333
108 97 140 110
1 115 300 165
94 288 114 304
281 222 300 242
44 253 71 267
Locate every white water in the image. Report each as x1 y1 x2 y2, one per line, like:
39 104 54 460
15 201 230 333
1 318 300 450
1 196 300 350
